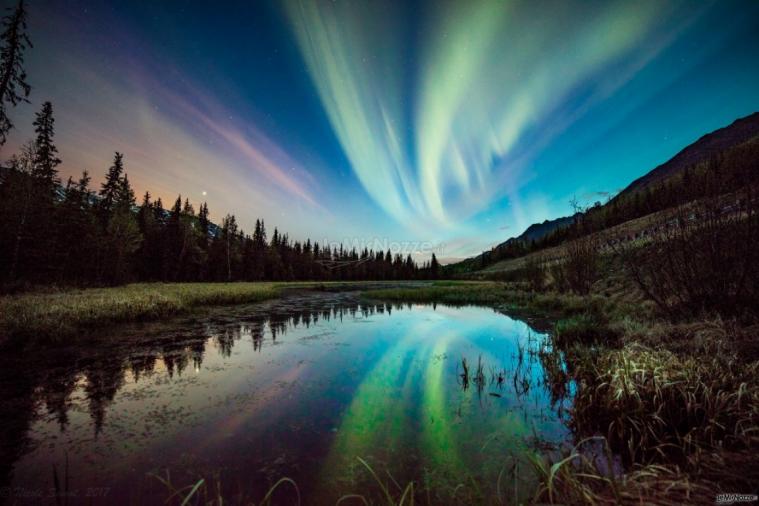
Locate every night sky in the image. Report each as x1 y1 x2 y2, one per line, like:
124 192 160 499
3 0 759 262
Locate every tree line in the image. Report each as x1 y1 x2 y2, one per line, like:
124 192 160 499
0 103 440 288
0 2 439 288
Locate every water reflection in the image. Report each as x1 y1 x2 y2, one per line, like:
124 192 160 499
0 292 574 505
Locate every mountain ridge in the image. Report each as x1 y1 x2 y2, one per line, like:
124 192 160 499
454 111 759 270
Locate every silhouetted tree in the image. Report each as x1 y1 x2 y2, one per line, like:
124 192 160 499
98 152 124 224
31 101 60 194
99 161 141 285
57 171 98 282
430 253 440 280
0 140 34 281
0 0 31 145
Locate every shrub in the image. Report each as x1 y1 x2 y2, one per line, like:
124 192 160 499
554 312 612 345
618 183 759 321
523 254 547 292
563 235 600 295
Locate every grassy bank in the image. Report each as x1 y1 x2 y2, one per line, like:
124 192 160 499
364 280 759 504
364 280 639 322
0 281 429 344
0 282 285 343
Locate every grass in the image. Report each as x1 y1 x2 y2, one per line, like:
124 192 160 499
148 458 422 506
0 280 421 344
0 282 284 343
365 281 617 319
10 279 756 503
553 313 615 345
570 343 759 467
365 280 759 504
150 470 301 505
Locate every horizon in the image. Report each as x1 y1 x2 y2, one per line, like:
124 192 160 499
2 0 759 263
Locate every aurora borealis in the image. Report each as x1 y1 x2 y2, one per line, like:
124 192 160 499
3 0 759 261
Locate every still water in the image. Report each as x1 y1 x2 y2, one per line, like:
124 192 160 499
0 291 574 504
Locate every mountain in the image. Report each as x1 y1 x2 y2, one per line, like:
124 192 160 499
516 214 577 243
450 111 759 272
619 112 759 197
491 214 578 254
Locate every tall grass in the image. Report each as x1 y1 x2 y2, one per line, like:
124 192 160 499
0 282 281 343
0 281 429 344
366 280 759 503
364 281 626 321
570 343 759 466
150 470 301 505
528 437 712 505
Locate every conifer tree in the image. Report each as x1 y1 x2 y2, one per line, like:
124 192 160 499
99 152 124 221
0 0 31 145
99 158 141 284
161 195 182 280
137 191 151 233
430 253 440 280
31 101 60 196
116 173 135 210
58 171 97 282
0 140 34 280
153 197 164 222
197 202 210 252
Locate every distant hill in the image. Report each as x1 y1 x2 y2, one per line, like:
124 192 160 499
449 111 759 273
492 214 578 254
447 214 580 273
516 214 577 243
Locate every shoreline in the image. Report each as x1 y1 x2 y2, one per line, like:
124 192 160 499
0 281 421 345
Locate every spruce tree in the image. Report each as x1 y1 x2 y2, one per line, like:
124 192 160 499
103 172 140 285
198 202 209 241
99 152 124 221
0 0 31 145
430 253 439 280
58 171 96 283
195 202 210 280
31 101 60 195
137 191 151 232
0 140 34 280
115 173 136 210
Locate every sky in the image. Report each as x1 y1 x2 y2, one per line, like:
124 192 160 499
2 0 759 263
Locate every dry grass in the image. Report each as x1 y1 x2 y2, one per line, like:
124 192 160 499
0 282 282 343
529 438 715 505
0 280 428 344
367 281 759 504
365 281 628 321
571 343 759 464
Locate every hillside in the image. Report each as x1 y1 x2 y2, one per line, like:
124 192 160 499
449 111 759 274
620 111 759 197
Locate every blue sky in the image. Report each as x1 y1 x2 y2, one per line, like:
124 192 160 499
3 0 758 262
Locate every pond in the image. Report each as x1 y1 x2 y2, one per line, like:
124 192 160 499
0 291 575 505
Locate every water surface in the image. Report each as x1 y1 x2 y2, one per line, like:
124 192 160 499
0 291 574 504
